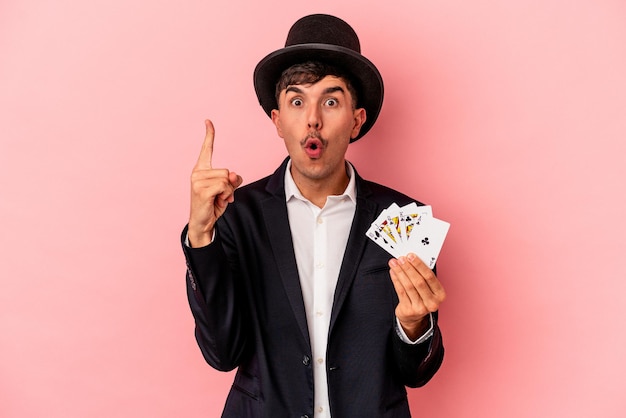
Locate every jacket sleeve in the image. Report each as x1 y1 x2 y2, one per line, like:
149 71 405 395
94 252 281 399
390 310 444 388
181 224 250 372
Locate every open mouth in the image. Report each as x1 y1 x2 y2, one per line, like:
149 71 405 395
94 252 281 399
303 137 325 159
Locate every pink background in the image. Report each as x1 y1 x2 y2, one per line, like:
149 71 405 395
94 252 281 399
2 1 625 417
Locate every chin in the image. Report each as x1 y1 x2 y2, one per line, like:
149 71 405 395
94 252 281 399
293 160 329 179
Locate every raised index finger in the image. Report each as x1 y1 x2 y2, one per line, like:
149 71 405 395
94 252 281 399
196 119 215 169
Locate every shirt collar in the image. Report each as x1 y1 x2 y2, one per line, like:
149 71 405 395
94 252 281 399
284 159 357 204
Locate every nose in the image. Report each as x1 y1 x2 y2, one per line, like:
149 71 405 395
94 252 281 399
307 106 322 130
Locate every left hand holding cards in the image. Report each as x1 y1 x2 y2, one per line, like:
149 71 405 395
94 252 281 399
367 202 449 338
388 253 447 340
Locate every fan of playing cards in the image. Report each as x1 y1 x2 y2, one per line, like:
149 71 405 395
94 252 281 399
366 203 450 269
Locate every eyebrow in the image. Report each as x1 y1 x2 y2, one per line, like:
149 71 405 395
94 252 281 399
285 86 304 95
284 85 346 95
322 86 345 95
324 86 345 94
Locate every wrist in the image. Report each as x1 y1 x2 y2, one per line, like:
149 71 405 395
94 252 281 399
187 226 214 248
399 317 429 341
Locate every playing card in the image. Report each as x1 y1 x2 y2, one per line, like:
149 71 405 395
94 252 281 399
366 222 402 257
398 203 432 244
368 204 402 257
384 206 403 245
405 215 450 269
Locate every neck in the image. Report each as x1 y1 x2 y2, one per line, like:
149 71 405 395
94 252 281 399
291 163 350 208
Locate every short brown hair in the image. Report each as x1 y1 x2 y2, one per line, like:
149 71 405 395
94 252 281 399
274 61 359 109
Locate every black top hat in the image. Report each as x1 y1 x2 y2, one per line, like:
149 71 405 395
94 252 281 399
253 14 384 142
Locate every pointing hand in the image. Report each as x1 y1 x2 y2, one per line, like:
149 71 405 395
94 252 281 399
188 120 243 247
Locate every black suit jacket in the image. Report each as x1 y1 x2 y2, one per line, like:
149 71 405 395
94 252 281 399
182 159 444 417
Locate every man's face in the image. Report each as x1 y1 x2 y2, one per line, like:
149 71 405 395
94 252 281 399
271 75 366 185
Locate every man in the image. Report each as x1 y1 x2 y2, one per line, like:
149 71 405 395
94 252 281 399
182 14 445 417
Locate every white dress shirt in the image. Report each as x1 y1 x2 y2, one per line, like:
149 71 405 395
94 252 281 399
284 161 356 417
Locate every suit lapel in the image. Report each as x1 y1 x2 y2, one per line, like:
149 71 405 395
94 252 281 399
262 159 310 346
329 174 377 334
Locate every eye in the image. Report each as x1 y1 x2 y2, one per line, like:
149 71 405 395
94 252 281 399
325 98 338 107
290 98 303 107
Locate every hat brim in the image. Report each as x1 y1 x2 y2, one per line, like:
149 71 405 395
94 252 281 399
253 43 384 142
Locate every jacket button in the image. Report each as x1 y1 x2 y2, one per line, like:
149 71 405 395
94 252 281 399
302 355 310 366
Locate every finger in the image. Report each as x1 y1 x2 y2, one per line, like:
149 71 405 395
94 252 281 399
389 266 421 306
217 171 243 204
398 255 446 311
392 257 441 307
389 259 423 305
217 184 237 205
191 173 235 200
405 253 446 296
196 119 215 170
228 171 244 189
191 168 231 182
389 266 431 327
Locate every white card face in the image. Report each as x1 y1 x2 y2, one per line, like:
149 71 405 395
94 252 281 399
406 216 450 269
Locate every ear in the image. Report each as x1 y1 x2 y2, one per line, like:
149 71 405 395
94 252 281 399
271 109 284 138
350 108 367 140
